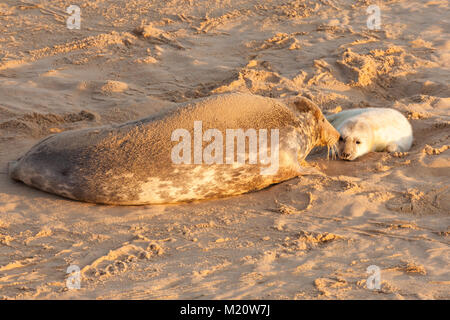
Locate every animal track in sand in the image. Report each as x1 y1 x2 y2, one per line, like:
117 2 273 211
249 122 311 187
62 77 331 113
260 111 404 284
282 231 344 252
81 240 164 281
274 193 313 215
386 188 449 215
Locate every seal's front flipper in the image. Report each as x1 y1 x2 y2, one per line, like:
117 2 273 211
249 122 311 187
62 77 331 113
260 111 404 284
386 143 400 153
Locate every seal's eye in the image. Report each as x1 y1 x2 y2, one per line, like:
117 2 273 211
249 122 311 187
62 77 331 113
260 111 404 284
339 137 343 142
356 140 361 144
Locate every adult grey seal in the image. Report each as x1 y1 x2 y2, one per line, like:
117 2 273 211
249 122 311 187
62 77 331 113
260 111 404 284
9 93 339 205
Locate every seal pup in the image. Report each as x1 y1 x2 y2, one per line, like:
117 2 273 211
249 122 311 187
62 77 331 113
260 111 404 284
327 108 413 161
9 93 339 205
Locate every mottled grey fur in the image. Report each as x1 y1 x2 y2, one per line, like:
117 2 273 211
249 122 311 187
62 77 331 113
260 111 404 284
9 93 339 205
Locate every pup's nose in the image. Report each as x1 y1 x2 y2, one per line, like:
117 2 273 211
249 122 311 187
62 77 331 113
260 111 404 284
340 152 350 159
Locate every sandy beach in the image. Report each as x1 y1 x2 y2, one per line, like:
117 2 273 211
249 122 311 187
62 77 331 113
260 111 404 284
0 0 449 299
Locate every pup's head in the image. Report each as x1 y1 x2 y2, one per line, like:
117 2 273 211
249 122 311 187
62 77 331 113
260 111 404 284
290 97 340 148
337 121 372 160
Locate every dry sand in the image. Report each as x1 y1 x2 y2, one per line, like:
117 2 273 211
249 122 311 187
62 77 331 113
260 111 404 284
0 0 449 299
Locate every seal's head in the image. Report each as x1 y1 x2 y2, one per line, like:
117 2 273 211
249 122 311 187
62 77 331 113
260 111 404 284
289 97 340 150
337 120 373 160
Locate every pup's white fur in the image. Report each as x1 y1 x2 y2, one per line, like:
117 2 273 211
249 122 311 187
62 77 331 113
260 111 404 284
327 108 413 160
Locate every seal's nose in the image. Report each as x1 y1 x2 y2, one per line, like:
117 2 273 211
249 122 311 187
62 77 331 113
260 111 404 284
340 152 350 159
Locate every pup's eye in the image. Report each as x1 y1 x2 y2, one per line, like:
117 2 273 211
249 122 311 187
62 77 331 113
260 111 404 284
339 137 343 141
356 140 361 144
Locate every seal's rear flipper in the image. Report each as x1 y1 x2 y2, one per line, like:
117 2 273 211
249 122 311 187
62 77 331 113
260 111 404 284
296 162 324 176
8 160 20 181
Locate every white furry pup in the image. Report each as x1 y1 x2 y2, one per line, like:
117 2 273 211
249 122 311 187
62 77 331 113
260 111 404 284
326 108 413 160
